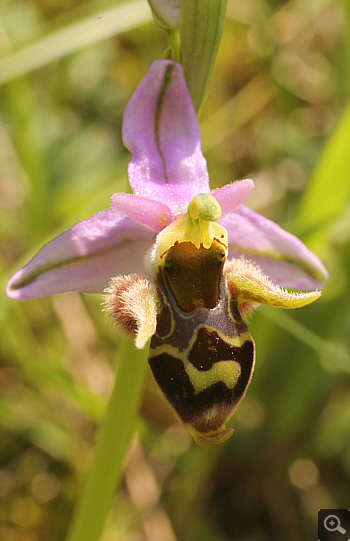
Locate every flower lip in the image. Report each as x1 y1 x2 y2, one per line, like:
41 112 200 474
162 241 226 312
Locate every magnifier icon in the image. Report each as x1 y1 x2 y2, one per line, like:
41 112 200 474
324 515 346 534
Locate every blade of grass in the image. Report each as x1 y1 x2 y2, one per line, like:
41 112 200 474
65 335 148 541
297 103 350 231
259 305 349 373
2 78 49 240
0 0 152 85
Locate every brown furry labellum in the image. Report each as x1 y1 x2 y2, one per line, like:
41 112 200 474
104 251 321 446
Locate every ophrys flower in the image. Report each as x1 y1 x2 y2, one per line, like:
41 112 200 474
6 60 328 445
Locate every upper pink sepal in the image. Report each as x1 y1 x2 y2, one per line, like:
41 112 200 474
213 179 254 217
221 205 329 291
6 210 156 300
110 193 172 231
122 59 210 214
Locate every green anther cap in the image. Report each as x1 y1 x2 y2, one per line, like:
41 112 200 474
186 194 223 249
188 194 222 222
150 193 227 271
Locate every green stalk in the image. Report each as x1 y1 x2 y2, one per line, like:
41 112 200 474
165 28 181 62
259 306 349 373
66 337 149 541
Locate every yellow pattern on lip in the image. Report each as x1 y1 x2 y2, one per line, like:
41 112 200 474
148 340 246 395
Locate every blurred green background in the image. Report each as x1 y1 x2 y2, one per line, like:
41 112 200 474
1 1 349 540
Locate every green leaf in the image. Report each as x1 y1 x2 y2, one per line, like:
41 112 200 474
259 305 350 373
297 103 350 230
179 0 228 111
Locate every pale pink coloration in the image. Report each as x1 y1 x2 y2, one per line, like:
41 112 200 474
6 60 328 302
6 211 156 300
212 181 254 218
111 193 172 231
222 206 327 291
122 60 210 214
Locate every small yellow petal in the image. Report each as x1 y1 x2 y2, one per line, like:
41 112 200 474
225 258 321 309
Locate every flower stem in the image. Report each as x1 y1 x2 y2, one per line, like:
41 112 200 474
66 337 148 541
165 28 181 62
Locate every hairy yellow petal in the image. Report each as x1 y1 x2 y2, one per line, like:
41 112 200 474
225 258 321 309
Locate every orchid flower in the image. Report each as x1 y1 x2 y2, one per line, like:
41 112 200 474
6 60 328 445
